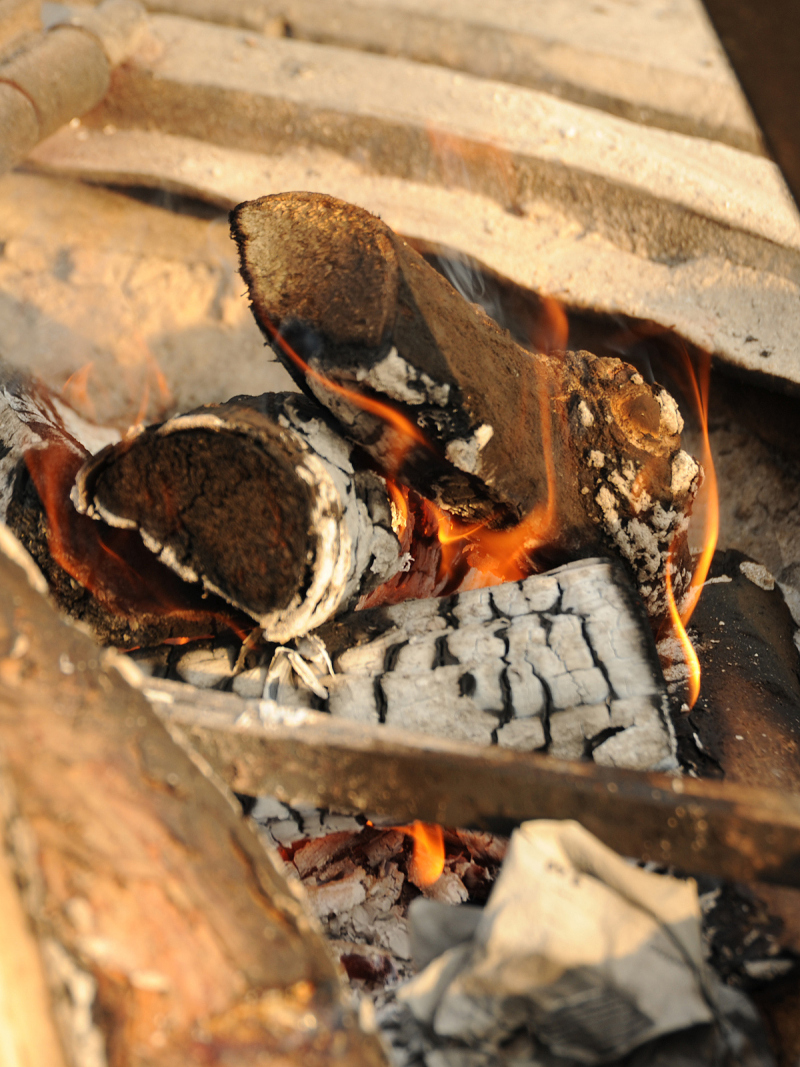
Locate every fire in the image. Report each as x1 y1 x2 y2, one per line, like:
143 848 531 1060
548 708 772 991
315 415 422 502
397 821 446 887
663 349 718 707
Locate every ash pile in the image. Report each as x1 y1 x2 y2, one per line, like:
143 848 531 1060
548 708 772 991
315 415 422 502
0 191 794 1066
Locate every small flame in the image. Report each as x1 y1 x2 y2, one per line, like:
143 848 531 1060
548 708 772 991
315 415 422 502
264 322 433 473
532 295 569 355
431 385 559 591
401 821 446 888
663 350 718 707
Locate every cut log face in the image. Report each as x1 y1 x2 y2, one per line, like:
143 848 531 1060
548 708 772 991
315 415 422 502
74 393 404 642
232 192 701 620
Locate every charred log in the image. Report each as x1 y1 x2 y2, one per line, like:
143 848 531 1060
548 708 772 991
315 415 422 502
0 526 386 1067
145 558 675 772
231 191 701 621
73 392 403 642
0 368 251 648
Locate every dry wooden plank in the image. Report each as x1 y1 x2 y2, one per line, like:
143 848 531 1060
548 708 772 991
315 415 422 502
0 0 40 58
139 675 800 889
75 0 762 153
0 525 387 1066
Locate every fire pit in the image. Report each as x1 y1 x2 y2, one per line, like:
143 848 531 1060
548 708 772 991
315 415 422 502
1 2 800 1065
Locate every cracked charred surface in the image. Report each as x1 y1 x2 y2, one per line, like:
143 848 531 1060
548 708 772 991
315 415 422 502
0 531 387 1067
232 192 700 622
272 557 676 772
73 392 403 642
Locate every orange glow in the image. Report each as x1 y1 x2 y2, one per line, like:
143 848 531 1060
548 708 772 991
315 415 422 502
130 345 174 430
61 362 96 421
533 296 569 355
385 476 410 540
431 386 559 590
401 821 446 888
663 350 718 707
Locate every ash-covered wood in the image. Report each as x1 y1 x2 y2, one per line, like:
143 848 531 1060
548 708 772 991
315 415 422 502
264 557 676 771
0 527 387 1067
232 192 700 621
74 392 403 642
0 367 251 647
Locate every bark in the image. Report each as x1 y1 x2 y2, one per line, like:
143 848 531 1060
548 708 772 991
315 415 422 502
0 525 387 1067
231 191 701 622
0 367 251 648
73 392 403 643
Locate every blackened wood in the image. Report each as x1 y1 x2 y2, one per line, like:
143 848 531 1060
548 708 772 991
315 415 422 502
73 393 403 641
0 528 387 1067
231 192 700 621
144 676 800 890
0 369 251 648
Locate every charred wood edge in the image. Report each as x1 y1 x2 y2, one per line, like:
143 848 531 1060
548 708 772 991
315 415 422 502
72 392 403 642
0 0 145 174
0 525 387 1066
231 192 701 622
142 678 800 891
262 557 676 771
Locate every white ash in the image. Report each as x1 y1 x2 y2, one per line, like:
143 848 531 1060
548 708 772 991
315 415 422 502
739 561 775 592
356 346 450 407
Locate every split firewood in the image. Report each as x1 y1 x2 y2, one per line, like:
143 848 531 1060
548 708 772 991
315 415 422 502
232 192 701 622
73 392 404 642
0 366 253 647
0 526 387 1066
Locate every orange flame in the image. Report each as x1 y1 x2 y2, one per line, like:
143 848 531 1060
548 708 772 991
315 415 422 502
264 321 433 473
61 362 97 422
398 821 445 888
663 350 718 707
431 384 559 590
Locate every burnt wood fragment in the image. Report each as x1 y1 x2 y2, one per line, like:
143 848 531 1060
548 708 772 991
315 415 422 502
73 392 403 642
0 526 387 1067
231 192 700 621
0 367 246 648
271 557 676 771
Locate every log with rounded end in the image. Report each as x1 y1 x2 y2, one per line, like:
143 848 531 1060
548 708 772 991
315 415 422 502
232 192 701 621
73 394 403 641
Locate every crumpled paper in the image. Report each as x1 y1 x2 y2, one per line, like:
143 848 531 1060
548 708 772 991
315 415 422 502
397 820 773 1066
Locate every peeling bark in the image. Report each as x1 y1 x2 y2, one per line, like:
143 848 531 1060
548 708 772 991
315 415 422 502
0 527 387 1067
232 191 701 621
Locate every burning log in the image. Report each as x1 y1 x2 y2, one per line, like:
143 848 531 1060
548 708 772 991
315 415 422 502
232 192 701 622
0 526 387 1066
73 392 403 642
0 367 253 647
266 557 677 771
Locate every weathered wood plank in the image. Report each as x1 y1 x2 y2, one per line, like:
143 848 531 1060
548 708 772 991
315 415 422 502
141 675 800 889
